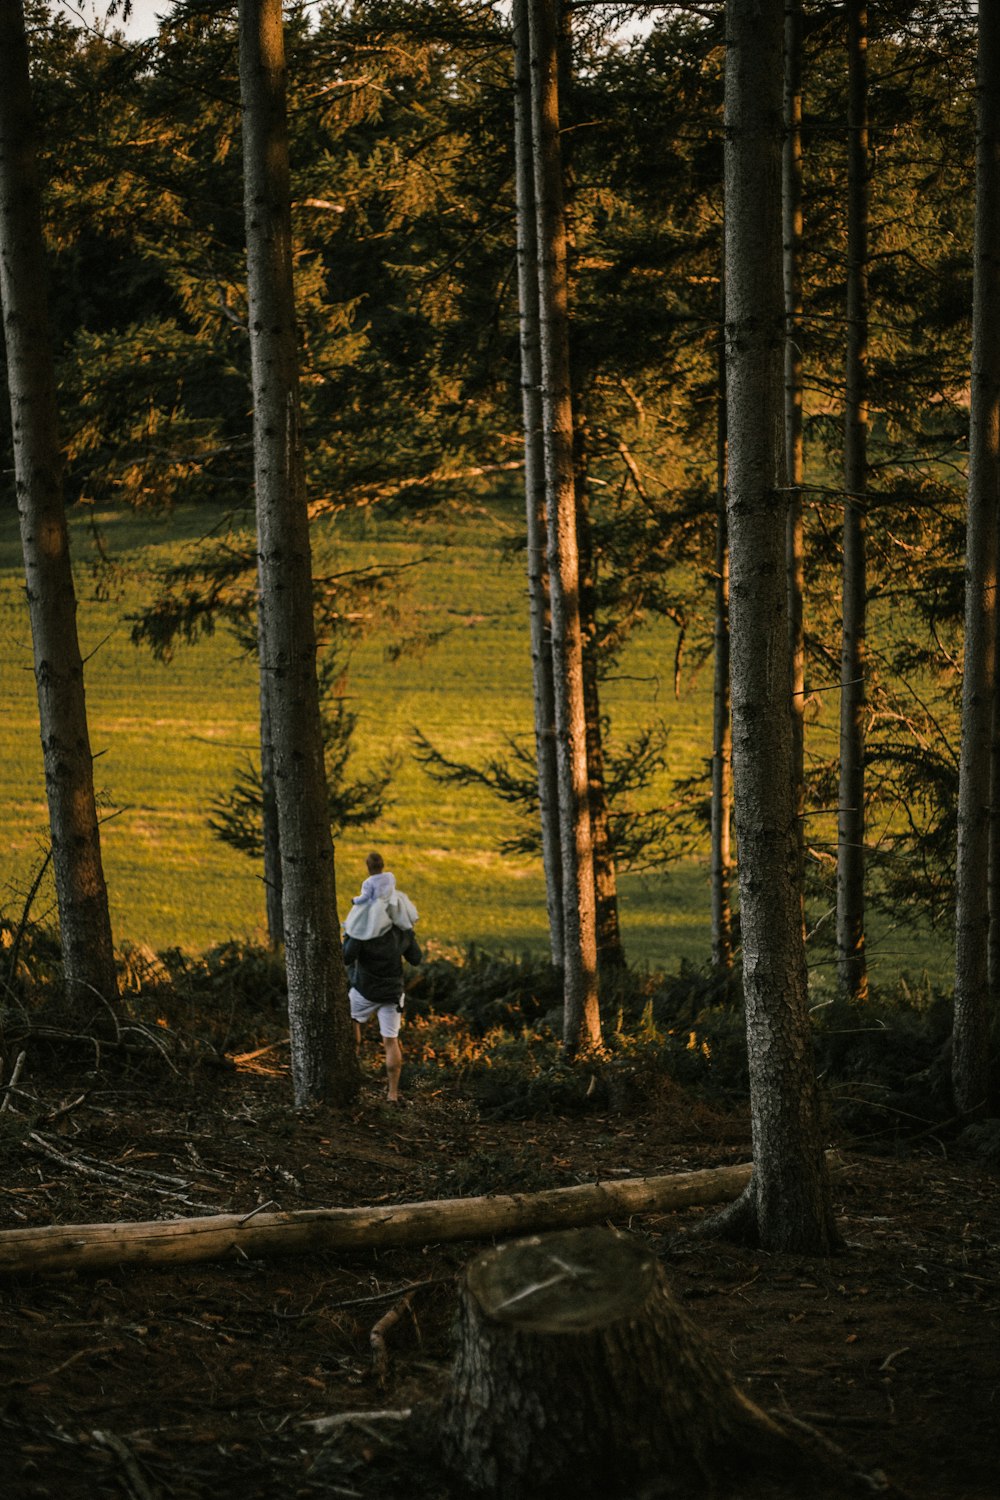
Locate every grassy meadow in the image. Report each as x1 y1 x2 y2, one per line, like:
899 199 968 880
0 492 950 991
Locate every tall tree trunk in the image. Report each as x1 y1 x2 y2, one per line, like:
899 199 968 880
0 0 118 1015
990 584 1000 1003
784 0 807 895
711 273 734 975
575 466 625 972
528 0 601 1056
582 650 624 972
513 0 563 969
257 632 285 948
721 0 836 1252
554 0 622 976
954 0 1000 1121
238 0 359 1105
837 0 870 1003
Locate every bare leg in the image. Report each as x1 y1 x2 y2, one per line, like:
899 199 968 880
383 1036 403 1101
353 1021 362 1053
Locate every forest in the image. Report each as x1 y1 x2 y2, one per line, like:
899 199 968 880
0 1 997 1497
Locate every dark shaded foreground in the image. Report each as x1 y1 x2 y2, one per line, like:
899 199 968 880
0 1059 996 1499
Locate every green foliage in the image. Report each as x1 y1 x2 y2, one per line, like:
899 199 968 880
61 319 250 511
126 940 289 1053
438 1030 598 1122
411 718 675 868
2 909 289 1056
0 1 982 979
0 907 65 1009
208 667 397 858
4 911 971 1136
403 951 970 1132
406 947 563 1033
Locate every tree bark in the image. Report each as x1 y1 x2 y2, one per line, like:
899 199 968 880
711 272 734 975
990 588 1000 1002
784 0 807 898
954 0 1000 1120
257 617 285 948
0 1159 775 1276
553 0 622 976
238 0 359 1105
441 1227 812 1499
582 633 625 972
527 0 601 1055
575 451 625 972
513 0 563 970
723 0 837 1252
0 0 118 1015
837 0 870 1004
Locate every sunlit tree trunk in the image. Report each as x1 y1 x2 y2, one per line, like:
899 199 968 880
720 0 836 1252
576 466 625 972
528 0 601 1056
784 0 807 896
837 0 870 1003
711 273 734 975
513 0 563 969
582 660 624 973
555 0 622 976
238 0 359 1105
258 641 284 948
954 0 1000 1121
0 0 118 1015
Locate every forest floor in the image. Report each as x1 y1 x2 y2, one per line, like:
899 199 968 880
0 1043 996 1500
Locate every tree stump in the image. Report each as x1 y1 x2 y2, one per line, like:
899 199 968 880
441 1226 798 1498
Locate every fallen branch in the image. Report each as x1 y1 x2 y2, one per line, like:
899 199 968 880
91 1429 158 1500
370 1291 418 1385
300 1408 413 1435
0 1155 845 1277
327 1275 444 1310
0 1051 27 1113
24 1134 219 1213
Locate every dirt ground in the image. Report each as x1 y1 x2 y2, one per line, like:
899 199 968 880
0 1042 997 1500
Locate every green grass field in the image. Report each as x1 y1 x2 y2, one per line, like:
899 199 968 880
0 493 951 991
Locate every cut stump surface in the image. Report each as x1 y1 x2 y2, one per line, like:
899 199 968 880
441 1226 797 1498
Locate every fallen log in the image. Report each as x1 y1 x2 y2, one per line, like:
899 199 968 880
0 1158 773 1277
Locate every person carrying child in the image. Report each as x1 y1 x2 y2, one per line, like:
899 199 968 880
343 853 421 1103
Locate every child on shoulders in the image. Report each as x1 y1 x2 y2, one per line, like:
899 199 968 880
353 851 395 905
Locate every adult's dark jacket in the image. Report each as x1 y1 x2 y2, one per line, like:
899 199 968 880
343 926 421 1004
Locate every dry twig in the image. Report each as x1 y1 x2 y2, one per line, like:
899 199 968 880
370 1292 418 1385
91 1429 159 1500
300 1408 413 1435
0 1051 27 1113
25 1133 218 1212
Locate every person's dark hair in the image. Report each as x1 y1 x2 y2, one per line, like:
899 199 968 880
366 851 384 875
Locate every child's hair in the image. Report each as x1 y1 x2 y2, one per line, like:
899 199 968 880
366 851 385 875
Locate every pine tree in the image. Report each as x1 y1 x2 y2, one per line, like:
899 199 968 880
513 0 563 968
784 0 806 897
837 0 871 1003
528 0 601 1055
0 0 118 1015
953 0 1000 1121
720 0 836 1252
238 0 359 1105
